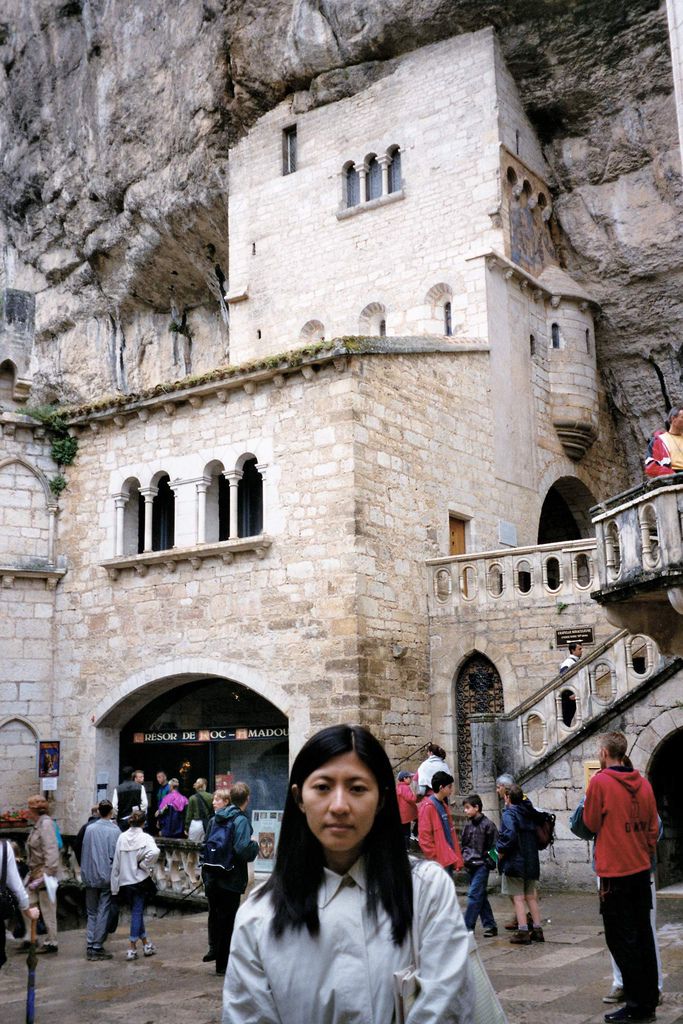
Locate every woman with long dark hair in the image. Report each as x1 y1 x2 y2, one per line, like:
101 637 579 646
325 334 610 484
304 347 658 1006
223 724 472 1023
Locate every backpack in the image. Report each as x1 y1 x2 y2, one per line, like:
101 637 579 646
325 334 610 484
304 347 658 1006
201 816 236 872
159 803 184 838
534 810 556 851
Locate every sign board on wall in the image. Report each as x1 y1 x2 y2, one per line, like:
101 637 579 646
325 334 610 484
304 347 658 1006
132 727 289 744
555 627 594 648
252 809 283 873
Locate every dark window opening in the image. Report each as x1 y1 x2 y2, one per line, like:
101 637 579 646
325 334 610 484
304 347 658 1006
379 319 387 338
530 333 536 356
137 492 145 554
388 149 401 193
218 474 230 542
551 323 561 349
560 689 577 727
346 166 360 208
238 459 263 537
367 157 382 200
152 475 175 551
282 125 297 175
546 556 561 591
444 302 452 337
517 568 532 593
585 328 590 353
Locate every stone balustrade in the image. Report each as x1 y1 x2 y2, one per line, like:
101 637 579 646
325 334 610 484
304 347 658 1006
591 476 683 654
475 630 664 778
427 537 596 614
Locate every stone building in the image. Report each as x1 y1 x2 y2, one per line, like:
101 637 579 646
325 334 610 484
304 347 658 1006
1 29 681 888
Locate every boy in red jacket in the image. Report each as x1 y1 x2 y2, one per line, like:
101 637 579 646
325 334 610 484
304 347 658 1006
417 771 463 877
584 731 659 1024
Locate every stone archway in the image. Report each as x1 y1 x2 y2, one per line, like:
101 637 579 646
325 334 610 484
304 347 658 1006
537 475 597 543
648 727 683 888
90 658 309 816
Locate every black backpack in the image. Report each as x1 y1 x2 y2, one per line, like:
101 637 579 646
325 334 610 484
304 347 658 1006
201 817 236 872
534 810 556 851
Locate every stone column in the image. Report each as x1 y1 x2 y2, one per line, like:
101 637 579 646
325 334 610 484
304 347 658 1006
140 487 158 553
47 506 58 566
224 470 243 540
378 154 390 197
196 478 209 545
355 163 367 203
113 494 128 557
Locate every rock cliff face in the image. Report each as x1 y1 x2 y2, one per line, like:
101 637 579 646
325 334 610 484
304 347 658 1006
0 0 681 475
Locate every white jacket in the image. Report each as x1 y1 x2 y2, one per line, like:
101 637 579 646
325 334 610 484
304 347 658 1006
110 827 159 895
416 754 451 792
224 858 473 1024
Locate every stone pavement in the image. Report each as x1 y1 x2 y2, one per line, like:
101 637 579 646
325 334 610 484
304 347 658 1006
2 890 682 1023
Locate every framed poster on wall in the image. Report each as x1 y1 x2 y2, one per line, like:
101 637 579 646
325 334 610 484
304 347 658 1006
252 809 283 873
38 740 60 778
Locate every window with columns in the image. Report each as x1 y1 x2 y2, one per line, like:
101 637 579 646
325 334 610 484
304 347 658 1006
342 145 402 210
113 456 265 558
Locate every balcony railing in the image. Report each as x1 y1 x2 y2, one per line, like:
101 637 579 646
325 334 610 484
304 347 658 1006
591 476 683 654
427 538 596 614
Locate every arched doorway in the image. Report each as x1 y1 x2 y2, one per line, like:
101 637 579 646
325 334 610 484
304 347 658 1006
118 677 289 814
650 729 683 888
537 477 597 544
455 654 504 792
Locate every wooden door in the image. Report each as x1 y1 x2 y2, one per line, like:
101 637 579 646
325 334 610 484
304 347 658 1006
449 516 466 556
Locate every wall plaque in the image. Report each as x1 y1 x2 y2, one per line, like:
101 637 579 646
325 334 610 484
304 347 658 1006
555 626 594 647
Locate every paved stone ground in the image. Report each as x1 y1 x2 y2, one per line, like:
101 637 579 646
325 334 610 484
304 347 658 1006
3 891 682 1023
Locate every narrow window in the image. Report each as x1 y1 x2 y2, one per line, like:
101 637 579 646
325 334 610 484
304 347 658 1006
282 125 297 175
388 148 402 193
218 474 230 542
515 129 520 155
379 318 386 338
367 157 381 200
346 165 360 208
238 459 263 537
152 475 175 551
444 302 453 337
585 328 590 353
551 323 561 349
530 333 536 356
137 491 145 554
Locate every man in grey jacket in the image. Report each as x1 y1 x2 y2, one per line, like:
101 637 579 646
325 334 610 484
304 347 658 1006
81 800 120 961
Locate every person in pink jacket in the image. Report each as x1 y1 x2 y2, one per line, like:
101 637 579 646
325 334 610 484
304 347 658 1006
418 771 464 877
395 770 417 848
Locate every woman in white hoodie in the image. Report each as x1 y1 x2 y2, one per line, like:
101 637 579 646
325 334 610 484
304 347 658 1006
110 809 160 960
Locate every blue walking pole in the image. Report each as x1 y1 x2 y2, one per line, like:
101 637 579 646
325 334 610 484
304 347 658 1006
26 917 37 1024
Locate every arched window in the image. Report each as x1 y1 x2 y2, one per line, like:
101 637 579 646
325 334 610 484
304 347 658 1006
152 474 175 551
359 302 388 337
238 458 263 537
202 462 227 544
344 163 360 208
444 302 453 337
0 359 16 405
0 456 52 565
455 654 504 791
300 320 325 344
551 323 561 349
366 155 381 201
425 283 455 337
387 146 401 193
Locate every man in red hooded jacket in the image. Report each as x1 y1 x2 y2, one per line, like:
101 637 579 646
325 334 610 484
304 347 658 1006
584 732 659 1024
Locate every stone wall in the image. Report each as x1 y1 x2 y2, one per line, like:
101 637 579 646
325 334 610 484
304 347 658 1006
228 30 509 362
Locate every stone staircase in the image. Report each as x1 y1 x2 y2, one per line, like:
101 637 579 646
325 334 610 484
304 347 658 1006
471 628 683 789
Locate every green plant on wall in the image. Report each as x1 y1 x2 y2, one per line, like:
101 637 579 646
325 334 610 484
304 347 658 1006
26 404 79 495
